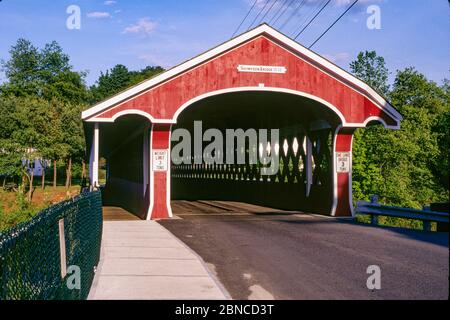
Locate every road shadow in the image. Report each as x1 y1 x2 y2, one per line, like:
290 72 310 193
279 218 449 248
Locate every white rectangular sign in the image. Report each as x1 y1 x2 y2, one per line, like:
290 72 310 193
152 149 168 171
336 152 350 173
237 64 287 74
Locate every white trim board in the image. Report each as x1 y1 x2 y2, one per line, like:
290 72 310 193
87 87 399 129
81 24 402 125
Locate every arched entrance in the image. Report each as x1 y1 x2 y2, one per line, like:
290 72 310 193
170 89 342 215
86 114 151 219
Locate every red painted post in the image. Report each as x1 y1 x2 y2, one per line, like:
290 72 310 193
334 127 355 217
149 124 172 219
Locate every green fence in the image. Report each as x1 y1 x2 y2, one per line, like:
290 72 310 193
0 190 103 300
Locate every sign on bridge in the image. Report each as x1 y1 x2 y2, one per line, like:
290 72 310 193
237 64 287 74
152 150 169 171
336 152 350 173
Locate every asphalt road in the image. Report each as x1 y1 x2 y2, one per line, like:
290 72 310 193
159 200 449 300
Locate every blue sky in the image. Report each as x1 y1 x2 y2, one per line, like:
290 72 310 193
0 0 448 86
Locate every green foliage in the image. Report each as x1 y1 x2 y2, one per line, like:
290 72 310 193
0 39 89 196
351 52 449 209
0 193 39 231
0 39 42 96
1 37 164 202
90 64 164 103
350 50 390 96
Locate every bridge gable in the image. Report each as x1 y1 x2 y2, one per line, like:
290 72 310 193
82 24 401 128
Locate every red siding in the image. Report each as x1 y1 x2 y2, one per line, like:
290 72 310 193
92 36 394 126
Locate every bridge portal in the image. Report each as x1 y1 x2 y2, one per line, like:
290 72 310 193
82 24 401 219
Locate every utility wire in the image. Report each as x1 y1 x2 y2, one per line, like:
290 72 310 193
231 0 259 37
248 0 272 30
308 0 359 48
272 0 296 27
259 0 278 24
268 0 289 25
289 0 325 36
294 0 332 40
279 0 307 31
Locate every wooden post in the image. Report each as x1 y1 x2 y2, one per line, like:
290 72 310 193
65 157 72 189
41 167 45 190
58 219 67 278
148 124 172 219
332 127 355 217
305 136 312 197
53 159 57 188
89 123 100 189
28 169 34 202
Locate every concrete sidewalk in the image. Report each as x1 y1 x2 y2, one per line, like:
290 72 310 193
88 220 229 300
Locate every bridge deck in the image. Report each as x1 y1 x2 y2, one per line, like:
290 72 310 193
102 206 140 221
171 200 301 216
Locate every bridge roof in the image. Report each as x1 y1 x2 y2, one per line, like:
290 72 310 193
82 23 402 127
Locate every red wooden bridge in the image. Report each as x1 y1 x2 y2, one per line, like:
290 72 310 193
82 24 401 220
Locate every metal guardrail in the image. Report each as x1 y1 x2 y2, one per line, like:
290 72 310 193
355 197 449 232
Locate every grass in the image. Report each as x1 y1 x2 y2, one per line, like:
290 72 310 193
0 185 81 232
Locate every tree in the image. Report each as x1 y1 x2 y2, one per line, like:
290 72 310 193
350 51 449 208
0 39 42 97
1 39 89 193
90 64 131 103
129 66 164 86
388 68 449 206
350 51 390 204
60 102 85 188
350 50 390 96
90 64 164 103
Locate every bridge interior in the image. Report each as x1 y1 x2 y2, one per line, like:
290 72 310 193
93 115 150 218
171 91 341 215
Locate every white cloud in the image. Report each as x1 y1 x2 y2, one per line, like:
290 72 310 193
87 12 111 18
138 54 170 68
104 1 117 5
122 18 157 36
323 52 351 64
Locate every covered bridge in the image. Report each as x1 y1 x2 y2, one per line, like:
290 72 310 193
82 24 401 220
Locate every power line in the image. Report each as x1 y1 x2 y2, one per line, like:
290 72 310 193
248 0 272 30
289 0 325 36
259 0 278 24
279 0 307 31
231 0 259 37
294 0 332 40
308 0 359 48
268 0 289 25
272 0 296 27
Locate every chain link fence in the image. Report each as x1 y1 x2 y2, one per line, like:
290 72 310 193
0 190 102 300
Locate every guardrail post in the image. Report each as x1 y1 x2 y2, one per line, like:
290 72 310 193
370 214 378 225
423 221 432 232
370 195 379 204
